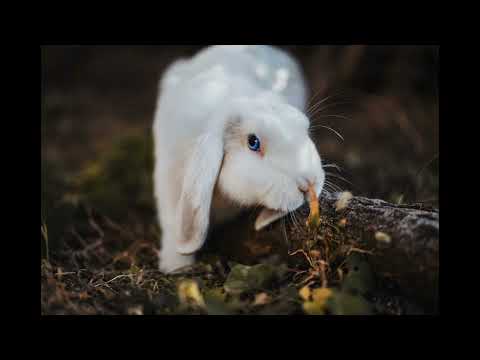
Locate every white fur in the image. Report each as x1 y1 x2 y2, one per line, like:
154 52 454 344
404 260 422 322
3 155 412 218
153 45 325 273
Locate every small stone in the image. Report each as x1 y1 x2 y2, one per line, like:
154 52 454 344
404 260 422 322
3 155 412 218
335 192 353 212
375 231 392 244
127 305 144 315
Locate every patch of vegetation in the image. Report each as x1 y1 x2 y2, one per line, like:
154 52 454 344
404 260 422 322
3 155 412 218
41 134 422 315
75 133 155 221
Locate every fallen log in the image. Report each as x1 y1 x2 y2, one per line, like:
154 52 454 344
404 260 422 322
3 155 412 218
314 192 439 313
206 191 439 313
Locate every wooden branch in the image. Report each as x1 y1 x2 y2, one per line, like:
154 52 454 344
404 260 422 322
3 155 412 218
206 192 439 313
311 192 439 312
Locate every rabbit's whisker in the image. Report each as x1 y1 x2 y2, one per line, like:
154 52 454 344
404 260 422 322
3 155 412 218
306 94 334 115
308 101 352 119
309 125 344 142
323 162 342 172
288 211 300 234
306 89 350 115
311 113 352 122
325 171 352 186
324 180 343 193
282 217 290 246
305 90 326 109
291 210 303 234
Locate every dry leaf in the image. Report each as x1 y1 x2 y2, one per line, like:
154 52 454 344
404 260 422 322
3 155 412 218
78 291 90 301
299 285 311 301
302 287 333 315
177 280 206 308
311 288 333 302
253 292 271 306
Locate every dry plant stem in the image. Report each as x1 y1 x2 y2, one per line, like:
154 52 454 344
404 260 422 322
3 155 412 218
306 184 320 227
41 223 49 261
319 261 328 288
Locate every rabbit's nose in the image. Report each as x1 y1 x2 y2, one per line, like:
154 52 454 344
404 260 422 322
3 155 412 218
298 186 308 196
298 178 316 198
297 178 309 194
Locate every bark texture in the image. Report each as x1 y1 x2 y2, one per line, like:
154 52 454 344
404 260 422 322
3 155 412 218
206 192 439 313
313 192 439 312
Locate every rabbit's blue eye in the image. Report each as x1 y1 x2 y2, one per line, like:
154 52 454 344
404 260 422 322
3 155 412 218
247 134 261 152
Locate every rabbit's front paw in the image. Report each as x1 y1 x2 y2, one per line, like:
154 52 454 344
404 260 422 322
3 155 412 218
158 250 195 274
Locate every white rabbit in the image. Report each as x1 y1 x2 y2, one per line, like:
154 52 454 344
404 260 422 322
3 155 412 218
153 45 325 273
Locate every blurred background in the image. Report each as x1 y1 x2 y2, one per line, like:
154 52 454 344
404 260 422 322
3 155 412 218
42 45 439 230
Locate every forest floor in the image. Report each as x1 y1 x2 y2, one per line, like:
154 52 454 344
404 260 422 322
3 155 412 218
41 46 438 315
41 166 425 315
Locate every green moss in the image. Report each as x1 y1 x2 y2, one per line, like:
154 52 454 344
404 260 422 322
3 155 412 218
341 252 375 296
223 262 288 295
326 289 372 315
76 133 155 221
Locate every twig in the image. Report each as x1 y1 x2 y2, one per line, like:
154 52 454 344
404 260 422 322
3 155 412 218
41 223 49 261
94 274 133 287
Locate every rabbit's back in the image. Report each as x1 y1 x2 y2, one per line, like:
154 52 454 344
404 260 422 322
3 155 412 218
154 45 309 176
160 45 308 111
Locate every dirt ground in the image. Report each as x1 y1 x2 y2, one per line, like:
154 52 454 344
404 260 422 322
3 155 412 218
41 45 439 315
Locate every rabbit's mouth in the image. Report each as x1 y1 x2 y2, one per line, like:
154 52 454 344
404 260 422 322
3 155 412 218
254 183 316 231
254 196 306 231
254 207 287 231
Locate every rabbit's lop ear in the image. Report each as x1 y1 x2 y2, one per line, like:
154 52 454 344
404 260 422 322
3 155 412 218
175 132 224 254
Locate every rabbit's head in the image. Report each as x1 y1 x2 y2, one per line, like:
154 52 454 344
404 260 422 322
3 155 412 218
175 93 325 254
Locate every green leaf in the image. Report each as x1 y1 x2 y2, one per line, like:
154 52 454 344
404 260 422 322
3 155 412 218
326 290 372 315
203 288 236 315
341 253 375 295
223 263 287 295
